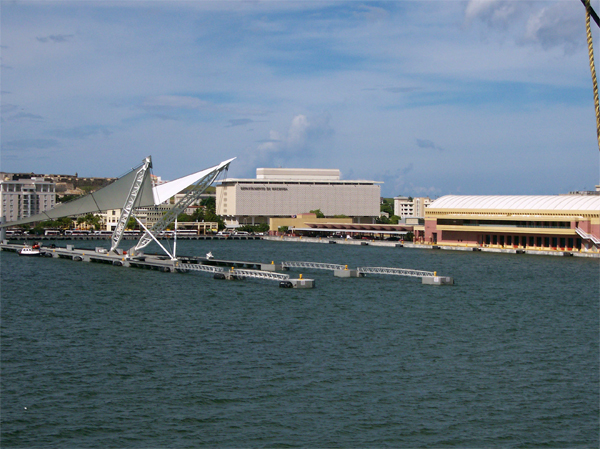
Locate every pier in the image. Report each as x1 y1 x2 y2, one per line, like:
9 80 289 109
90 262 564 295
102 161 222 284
0 242 314 288
281 260 453 284
1 242 452 287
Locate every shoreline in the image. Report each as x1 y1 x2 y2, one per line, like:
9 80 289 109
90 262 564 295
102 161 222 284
263 236 600 259
4 233 597 258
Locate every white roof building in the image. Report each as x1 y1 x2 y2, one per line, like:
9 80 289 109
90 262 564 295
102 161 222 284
420 194 600 253
427 195 600 213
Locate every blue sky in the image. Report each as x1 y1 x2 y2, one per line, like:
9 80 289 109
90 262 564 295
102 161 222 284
1 0 598 197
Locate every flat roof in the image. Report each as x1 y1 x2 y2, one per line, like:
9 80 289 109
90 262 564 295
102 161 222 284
219 179 382 184
256 168 340 180
298 222 412 232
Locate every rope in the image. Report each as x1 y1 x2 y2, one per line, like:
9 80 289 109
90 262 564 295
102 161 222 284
581 0 600 28
583 0 600 151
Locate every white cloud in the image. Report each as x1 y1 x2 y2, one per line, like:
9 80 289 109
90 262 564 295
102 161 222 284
465 0 524 27
523 3 584 52
464 0 586 53
237 113 334 175
0 1 596 195
287 114 310 151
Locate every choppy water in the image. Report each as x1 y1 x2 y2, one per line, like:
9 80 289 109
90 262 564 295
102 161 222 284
1 239 598 448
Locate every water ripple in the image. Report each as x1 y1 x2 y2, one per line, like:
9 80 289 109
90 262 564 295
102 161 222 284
2 241 598 447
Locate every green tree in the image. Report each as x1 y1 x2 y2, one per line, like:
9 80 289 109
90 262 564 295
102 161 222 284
256 223 270 233
78 213 102 230
176 213 194 222
57 194 82 203
32 223 45 235
237 223 270 233
310 209 325 218
201 197 216 208
380 202 393 216
126 217 138 230
204 210 225 230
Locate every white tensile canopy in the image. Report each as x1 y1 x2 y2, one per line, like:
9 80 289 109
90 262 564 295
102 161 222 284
1 157 235 227
152 158 234 205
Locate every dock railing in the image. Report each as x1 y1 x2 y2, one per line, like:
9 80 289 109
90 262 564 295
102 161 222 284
281 261 346 271
357 266 435 278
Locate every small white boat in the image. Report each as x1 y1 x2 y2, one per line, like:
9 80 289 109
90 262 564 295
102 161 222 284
18 244 41 256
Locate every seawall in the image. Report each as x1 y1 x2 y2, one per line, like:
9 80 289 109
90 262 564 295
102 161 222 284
263 236 600 258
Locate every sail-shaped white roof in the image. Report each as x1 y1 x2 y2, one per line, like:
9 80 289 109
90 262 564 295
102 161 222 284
1 157 235 227
152 157 234 205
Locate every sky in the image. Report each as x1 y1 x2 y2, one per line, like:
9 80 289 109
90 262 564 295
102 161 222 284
1 0 599 198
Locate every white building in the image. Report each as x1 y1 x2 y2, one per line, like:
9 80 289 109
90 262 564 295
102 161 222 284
394 196 432 219
0 177 56 223
216 168 381 228
413 197 432 217
394 196 413 218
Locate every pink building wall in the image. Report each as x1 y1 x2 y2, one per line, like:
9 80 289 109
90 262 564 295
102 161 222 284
424 217 598 251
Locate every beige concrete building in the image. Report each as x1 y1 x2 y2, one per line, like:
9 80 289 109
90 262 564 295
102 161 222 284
216 168 381 228
270 213 354 233
0 177 56 223
393 196 432 219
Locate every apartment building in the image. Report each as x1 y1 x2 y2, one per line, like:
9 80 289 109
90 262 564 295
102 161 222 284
393 196 432 219
0 177 56 223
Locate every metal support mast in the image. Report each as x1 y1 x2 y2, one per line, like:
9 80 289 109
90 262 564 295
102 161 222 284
129 159 231 257
110 156 152 253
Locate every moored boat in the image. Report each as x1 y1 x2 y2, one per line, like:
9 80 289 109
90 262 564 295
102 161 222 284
18 243 41 256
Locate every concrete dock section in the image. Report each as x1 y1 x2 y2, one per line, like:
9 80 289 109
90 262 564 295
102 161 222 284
1 241 314 288
1 241 451 287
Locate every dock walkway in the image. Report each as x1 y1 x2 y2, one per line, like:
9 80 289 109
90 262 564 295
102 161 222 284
1 242 452 286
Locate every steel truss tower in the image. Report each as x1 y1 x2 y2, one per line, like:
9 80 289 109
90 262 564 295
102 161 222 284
128 159 232 257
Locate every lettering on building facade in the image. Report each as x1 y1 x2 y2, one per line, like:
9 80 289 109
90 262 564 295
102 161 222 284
240 186 289 191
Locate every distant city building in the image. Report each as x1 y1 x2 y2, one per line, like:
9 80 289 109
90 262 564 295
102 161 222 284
419 194 600 253
394 196 432 219
394 196 412 218
151 173 167 187
216 168 381 228
103 208 123 231
0 177 56 223
566 185 600 196
2 171 117 198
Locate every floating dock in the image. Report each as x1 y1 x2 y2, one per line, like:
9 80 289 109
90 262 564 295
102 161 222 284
0 242 314 288
280 261 453 285
1 242 453 287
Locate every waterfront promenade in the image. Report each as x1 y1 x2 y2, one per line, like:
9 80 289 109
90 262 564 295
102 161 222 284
3 233 598 257
263 235 600 258
3 234 260 242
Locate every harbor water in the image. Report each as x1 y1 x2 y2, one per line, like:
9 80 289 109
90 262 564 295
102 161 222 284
1 239 598 448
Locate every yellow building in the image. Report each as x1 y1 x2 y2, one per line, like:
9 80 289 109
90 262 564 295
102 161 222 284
269 213 353 233
421 195 600 253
